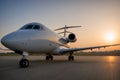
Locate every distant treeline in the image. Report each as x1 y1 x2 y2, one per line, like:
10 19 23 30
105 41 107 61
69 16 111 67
75 50 120 56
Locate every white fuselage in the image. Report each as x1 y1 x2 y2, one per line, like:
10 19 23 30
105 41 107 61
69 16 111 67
1 23 68 55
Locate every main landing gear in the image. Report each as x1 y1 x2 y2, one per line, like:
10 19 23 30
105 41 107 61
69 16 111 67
68 52 74 61
46 55 53 60
19 52 29 68
45 53 74 61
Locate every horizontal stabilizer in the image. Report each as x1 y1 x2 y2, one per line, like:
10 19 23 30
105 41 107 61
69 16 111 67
54 25 82 31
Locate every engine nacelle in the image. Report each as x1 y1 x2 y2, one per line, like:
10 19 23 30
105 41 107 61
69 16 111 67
59 33 77 44
67 33 77 42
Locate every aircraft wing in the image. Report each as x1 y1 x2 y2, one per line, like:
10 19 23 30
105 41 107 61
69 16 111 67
59 44 120 53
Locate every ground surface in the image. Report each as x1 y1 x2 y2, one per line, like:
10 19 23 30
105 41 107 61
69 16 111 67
0 56 120 80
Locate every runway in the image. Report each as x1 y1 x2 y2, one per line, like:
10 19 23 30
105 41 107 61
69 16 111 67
0 56 120 80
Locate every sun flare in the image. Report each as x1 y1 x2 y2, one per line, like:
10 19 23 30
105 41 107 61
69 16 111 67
105 33 116 42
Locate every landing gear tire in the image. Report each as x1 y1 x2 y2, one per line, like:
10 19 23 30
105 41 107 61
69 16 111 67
19 59 29 68
46 55 53 60
50 56 53 60
68 56 74 61
46 56 49 60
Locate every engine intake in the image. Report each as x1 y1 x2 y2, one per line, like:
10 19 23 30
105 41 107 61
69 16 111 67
68 33 77 42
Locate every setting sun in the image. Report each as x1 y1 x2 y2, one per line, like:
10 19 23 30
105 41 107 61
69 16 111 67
105 33 116 42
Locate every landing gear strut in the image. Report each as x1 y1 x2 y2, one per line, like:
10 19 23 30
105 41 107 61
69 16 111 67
19 52 29 68
46 55 53 60
68 52 74 61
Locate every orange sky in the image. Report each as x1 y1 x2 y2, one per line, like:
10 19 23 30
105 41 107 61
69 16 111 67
0 0 120 51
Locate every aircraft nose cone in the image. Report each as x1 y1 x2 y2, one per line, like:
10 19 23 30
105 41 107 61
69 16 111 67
1 35 10 47
1 32 16 48
1 37 5 45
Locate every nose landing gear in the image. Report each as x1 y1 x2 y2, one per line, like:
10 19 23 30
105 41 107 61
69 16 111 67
19 52 29 68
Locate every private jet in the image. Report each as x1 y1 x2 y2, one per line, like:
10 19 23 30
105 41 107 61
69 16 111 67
1 22 120 68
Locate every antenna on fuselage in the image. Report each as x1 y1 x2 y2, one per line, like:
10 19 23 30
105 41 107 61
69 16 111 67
54 25 82 37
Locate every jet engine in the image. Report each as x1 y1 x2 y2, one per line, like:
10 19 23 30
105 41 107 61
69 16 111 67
67 33 77 42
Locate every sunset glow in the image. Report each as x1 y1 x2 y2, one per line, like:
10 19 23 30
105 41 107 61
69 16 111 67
0 0 120 52
105 33 116 42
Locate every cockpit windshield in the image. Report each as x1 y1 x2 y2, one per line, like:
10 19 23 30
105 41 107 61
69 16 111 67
33 25 40 29
25 25 33 29
20 23 44 30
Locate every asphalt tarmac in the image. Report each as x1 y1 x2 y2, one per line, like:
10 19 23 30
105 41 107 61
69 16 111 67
0 56 120 80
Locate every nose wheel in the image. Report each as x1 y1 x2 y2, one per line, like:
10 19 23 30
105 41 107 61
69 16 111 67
19 59 29 68
19 52 29 68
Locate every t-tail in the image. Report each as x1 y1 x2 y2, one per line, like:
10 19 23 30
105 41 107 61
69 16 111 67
55 25 82 44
